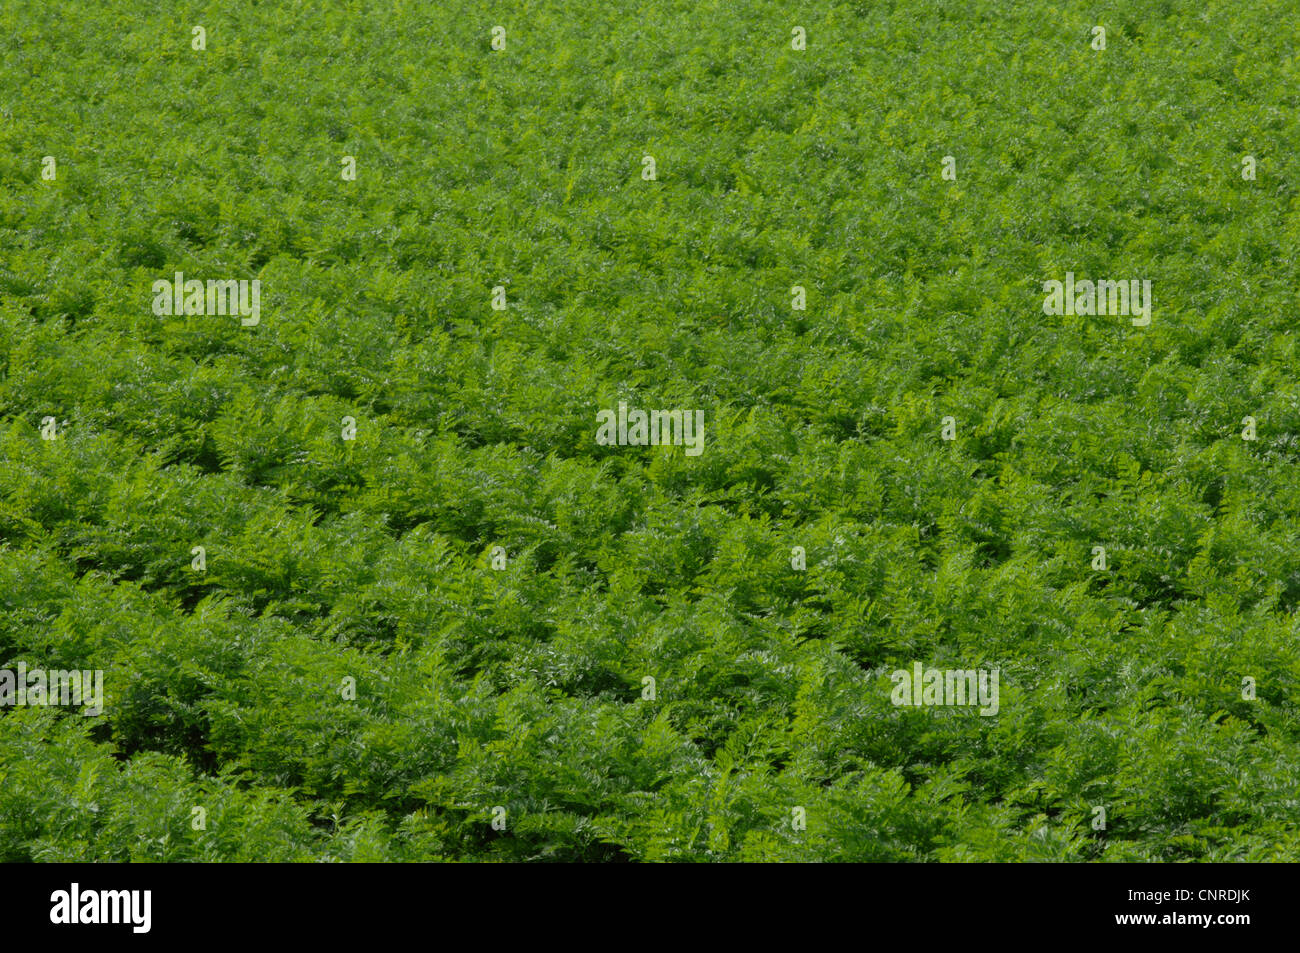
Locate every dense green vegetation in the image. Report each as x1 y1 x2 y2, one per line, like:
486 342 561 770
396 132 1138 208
2 0 1299 861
